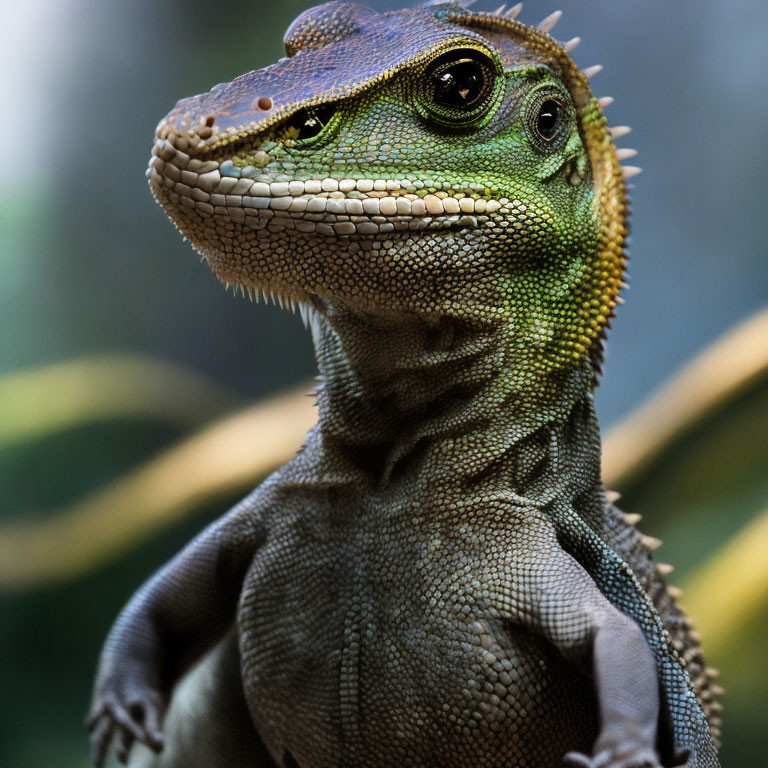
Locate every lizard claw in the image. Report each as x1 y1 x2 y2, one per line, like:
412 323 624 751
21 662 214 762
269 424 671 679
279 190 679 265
563 747 662 768
86 691 165 767
563 752 595 768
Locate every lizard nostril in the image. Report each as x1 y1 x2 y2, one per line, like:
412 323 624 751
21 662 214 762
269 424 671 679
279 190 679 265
257 97 273 111
205 115 215 127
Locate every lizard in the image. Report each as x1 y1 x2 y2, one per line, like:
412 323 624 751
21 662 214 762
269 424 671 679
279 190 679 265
87 2 723 767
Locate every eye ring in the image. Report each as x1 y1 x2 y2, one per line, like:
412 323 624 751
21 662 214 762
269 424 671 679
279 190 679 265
416 47 502 128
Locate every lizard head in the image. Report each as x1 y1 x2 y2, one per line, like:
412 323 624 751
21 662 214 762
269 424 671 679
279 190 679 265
149 1 631 375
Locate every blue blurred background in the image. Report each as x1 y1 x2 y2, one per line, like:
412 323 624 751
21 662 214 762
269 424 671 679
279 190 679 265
0 0 766 766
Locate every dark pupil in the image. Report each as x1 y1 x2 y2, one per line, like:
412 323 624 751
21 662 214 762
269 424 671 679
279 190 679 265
537 100 560 140
285 102 336 141
433 60 486 109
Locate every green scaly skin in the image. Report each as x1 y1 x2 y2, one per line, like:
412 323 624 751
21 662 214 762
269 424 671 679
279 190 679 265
87 3 721 767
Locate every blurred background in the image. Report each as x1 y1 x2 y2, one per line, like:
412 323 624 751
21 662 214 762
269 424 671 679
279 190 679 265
0 0 766 765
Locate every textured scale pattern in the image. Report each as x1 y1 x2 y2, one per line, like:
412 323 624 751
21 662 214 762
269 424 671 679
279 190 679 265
238 465 599 767
88 3 721 768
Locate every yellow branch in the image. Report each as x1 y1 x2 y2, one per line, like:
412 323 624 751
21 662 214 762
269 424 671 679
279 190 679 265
0 384 316 589
602 307 768 487
0 355 238 449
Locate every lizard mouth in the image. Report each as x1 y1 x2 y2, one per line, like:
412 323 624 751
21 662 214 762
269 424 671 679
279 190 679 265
147 135 503 236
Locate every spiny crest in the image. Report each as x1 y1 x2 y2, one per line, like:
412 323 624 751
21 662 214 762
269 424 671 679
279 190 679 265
614 501 723 742
490 3 523 20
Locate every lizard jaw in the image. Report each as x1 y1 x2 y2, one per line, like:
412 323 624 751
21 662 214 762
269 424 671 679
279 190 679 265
146 129 516 315
147 134 505 239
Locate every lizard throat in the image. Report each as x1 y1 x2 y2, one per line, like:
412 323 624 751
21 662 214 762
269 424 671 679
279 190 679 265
310 302 603 503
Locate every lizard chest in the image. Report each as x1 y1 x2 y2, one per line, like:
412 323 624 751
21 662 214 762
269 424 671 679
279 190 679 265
236 506 597 767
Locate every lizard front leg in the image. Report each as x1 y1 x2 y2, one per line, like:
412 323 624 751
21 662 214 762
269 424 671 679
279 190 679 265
561 612 662 768
507 512 664 768
86 497 264 767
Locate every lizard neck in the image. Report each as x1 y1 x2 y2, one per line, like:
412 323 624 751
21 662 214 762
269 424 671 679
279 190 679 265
308 299 604 510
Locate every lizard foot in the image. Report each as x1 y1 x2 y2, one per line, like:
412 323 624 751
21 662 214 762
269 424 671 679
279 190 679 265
563 745 662 768
86 690 165 767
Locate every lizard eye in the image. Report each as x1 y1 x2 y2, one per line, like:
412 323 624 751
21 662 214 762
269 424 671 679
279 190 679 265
536 100 562 141
526 90 571 149
419 48 499 127
281 102 337 145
